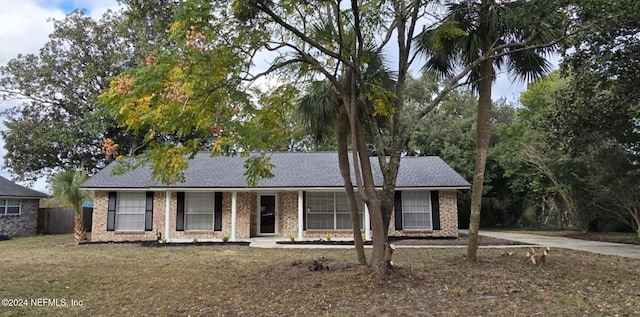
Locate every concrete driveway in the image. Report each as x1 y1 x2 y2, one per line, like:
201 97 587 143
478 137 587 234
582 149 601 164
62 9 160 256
471 230 640 260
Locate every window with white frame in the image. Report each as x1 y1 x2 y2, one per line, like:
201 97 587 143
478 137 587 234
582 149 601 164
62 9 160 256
185 192 214 230
307 192 364 230
115 192 146 230
402 191 432 230
0 199 21 216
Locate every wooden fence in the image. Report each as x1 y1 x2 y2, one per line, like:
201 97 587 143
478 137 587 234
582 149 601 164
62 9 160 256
37 207 93 234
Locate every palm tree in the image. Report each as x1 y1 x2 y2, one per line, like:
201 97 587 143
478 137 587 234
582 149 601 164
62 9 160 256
49 169 89 243
416 0 564 261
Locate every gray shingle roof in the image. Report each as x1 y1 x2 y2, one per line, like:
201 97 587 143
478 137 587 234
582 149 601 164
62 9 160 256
80 152 470 189
0 175 48 198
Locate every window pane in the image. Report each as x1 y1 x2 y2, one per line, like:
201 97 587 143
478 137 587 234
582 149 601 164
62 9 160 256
402 191 432 230
402 191 431 213
307 192 334 213
306 192 366 230
403 213 432 230
336 212 365 230
186 214 213 230
6 206 20 214
307 213 333 230
116 214 145 230
186 193 214 214
0 200 21 215
185 192 214 230
335 193 348 213
336 213 352 230
335 192 364 213
117 193 146 213
116 192 146 230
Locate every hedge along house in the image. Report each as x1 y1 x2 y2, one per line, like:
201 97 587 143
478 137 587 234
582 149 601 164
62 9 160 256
80 152 470 242
0 175 48 237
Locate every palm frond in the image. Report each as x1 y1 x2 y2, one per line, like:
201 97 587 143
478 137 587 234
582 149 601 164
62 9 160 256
296 81 340 146
507 49 552 84
49 169 89 215
415 0 564 91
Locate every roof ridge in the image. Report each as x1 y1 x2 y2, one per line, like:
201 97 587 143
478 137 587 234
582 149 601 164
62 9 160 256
0 175 48 198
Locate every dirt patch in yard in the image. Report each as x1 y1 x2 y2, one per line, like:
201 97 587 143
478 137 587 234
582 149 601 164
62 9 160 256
1 234 638 317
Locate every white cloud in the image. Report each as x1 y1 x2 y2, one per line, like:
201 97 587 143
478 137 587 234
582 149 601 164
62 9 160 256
0 1 64 65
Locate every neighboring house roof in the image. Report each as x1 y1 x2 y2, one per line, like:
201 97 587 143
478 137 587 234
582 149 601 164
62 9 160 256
0 175 48 199
81 152 471 190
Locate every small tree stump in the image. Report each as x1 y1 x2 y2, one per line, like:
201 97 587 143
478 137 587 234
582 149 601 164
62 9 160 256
383 243 396 267
525 247 550 266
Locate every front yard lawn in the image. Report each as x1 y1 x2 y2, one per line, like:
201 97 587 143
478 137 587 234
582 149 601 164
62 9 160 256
1 234 639 316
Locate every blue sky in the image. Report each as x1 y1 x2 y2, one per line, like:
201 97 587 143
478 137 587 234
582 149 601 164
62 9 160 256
0 0 557 193
56 0 81 13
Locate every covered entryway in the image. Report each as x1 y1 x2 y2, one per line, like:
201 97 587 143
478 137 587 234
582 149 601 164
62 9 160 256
258 194 277 235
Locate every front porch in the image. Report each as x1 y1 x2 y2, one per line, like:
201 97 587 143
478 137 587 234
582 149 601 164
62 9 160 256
160 190 373 243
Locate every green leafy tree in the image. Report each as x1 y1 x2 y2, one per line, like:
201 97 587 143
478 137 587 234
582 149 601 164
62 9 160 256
0 1 176 182
49 169 89 243
542 0 640 235
494 72 579 229
408 86 522 228
552 0 639 156
416 0 566 261
583 147 640 238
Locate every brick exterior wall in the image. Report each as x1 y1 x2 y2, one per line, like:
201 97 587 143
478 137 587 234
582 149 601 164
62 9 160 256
90 189 459 241
164 192 254 240
0 199 39 237
233 192 254 239
91 191 164 242
277 191 298 238
388 190 458 238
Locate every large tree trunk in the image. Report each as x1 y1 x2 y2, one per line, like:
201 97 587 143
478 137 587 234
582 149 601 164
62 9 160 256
467 57 493 262
355 120 392 276
343 75 391 276
337 102 366 265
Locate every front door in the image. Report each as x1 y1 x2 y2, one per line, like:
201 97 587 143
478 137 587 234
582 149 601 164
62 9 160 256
259 195 276 234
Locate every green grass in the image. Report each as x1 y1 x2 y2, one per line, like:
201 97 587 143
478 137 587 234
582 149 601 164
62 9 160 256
1 234 639 316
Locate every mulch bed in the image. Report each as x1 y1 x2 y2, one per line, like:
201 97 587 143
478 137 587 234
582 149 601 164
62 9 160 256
277 235 530 246
79 240 251 247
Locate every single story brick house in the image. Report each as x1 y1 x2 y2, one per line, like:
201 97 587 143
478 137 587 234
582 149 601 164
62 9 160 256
0 175 48 237
80 152 470 242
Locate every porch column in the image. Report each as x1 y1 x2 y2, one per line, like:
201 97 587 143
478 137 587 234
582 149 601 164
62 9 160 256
165 190 171 242
297 190 304 240
231 191 237 241
364 203 371 241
